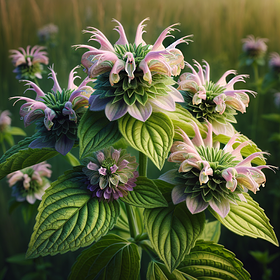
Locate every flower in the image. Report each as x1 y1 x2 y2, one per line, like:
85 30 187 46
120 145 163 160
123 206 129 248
82 147 139 201
7 162 52 204
242 35 268 59
178 60 255 136
37 23 59 44
11 66 94 155
74 18 192 121
160 121 273 218
0 110 11 132
9 45 49 79
269 52 280 73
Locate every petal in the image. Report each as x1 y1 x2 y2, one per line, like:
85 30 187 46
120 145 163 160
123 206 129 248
134 18 149 46
149 94 176 111
112 19 129 46
186 195 209 214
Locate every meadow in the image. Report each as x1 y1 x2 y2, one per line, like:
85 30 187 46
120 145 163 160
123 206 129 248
1 0 280 279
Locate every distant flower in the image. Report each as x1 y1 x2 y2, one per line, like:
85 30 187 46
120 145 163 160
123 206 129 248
11 66 94 155
37 23 59 44
274 93 280 108
160 121 273 218
83 147 138 201
9 45 49 79
0 110 11 132
178 60 255 136
74 18 192 121
7 162 52 204
269 52 280 73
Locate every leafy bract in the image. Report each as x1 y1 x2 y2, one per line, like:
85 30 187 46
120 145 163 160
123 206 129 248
144 203 205 272
210 193 278 246
0 134 58 180
78 110 122 158
199 220 221 243
120 176 168 208
26 167 120 258
178 241 251 280
68 234 140 280
118 112 174 170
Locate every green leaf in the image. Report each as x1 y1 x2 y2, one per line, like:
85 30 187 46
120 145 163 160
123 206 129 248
26 167 120 258
78 110 122 158
147 261 195 280
6 253 33 266
64 152 80 166
7 126 27 136
68 234 140 280
210 193 279 246
118 112 174 170
177 240 251 280
144 203 205 272
0 134 58 180
165 104 207 139
262 113 280 123
199 220 221 243
153 179 174 203
3 133 14 146
120 176 168 208
213 134 266 165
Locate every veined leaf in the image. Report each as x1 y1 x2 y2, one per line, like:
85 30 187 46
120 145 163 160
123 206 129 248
68 234 140 280
120 176 168 208
78 110 122 158
26 167 120 258
7 126 26 136
147 261 195 280
210 193 278 246
118 112 174 170
177 241 251 280
199 220 221 243
0 135 58 181
144 203 205 272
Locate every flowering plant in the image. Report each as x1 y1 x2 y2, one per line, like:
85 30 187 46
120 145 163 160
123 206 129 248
1 19 278 280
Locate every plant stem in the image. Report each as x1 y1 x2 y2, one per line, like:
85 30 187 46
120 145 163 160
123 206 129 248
125 204 138 239
139 152 148 177
33 77 40 87
252 62 260 140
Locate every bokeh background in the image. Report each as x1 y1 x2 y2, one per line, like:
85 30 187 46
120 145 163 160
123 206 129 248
1 0 280 279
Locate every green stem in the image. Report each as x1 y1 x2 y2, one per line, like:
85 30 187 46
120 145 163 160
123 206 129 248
1 140 6 154
252 63 260 140
125 204 138 239
139 152 148 177
33 77 40 87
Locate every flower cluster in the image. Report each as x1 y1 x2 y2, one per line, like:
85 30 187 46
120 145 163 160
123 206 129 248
9 45 49 80
37 23 59 45
7 162 52 204
82 147 139 201
161 121 272 218
11 66 94 155
269 52 280 73
75 19 191 121
0 110 11 132
178 60 254 136
242 35 268 59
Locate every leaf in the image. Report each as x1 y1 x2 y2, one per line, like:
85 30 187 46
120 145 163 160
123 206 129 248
78 110 122 158
0 134 58 181
209 193 278 246
26 167 120 258
120 176 168 208
177 241 251 280
64 152 80 166
118 112 174 170
7 126 27 136
68 234 140 280
165 104 207 139
153 179 174 203
6 253 33 266
144 203 205 272
262 113 280 123
199 220 221 243
147 261 195 280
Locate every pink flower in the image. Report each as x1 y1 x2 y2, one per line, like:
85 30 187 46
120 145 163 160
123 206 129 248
242 35 268 58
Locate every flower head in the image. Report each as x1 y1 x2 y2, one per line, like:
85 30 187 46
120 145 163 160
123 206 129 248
11 66 94 155
0 110 12 132
9 45 49 79
162 121 273 218
269 52 280 73
7 162 52 204
74 19 192 121
178 60 255 136
37 23 59 45
82 147 139 201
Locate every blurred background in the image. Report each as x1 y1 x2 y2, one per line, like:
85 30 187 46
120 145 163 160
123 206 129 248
1 0 280 279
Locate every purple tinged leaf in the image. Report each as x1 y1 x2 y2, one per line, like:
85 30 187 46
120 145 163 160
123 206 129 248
29 137 55 149
159 169 177 184
172 185 188 204
89 95 109 111
186 195 209 214
127 102 152 122
54 134 75 155
209 198 230 218
105 101 128 121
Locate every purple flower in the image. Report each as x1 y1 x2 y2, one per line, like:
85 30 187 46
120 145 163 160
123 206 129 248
160 121 274 218
242 35 268 59
83 147 139 201
7 162 52 204
0 110 11 132
178 60 255 136
74 19 192 122
37 23 59 44
11 66 94 155
9 45 49 80
269 52 280 73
